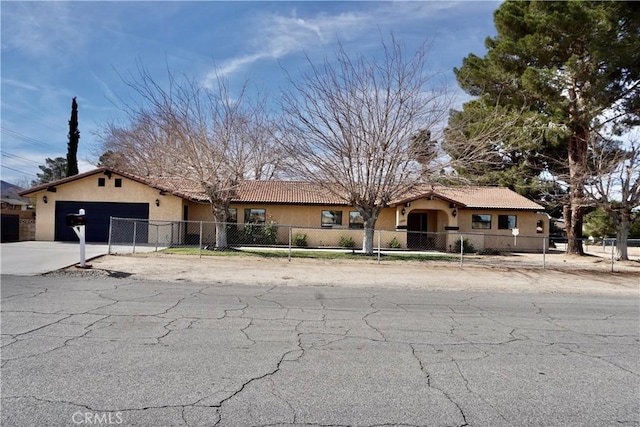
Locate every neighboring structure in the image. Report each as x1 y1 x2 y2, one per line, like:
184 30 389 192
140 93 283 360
1 197 35 242
19 167 549 252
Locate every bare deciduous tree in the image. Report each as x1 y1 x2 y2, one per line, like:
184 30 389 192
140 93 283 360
279 36 451 254
100 65 282 248
586 133 640 260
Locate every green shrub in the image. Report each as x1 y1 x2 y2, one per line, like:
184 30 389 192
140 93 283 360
263 221 278 245
388 237 402 249
239 221 278 245
339 235 356 248
293 233 308 247
453 238 475 254
476 248 501 255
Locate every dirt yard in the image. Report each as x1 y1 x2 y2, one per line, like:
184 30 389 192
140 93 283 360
75 249 640 296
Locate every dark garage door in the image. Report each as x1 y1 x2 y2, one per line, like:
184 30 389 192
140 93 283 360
55 201 149 243
1 214 20 242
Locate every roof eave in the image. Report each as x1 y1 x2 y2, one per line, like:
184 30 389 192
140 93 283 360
390 192 468 208
18 167 189 201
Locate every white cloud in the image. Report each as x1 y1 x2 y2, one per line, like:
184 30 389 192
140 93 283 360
203 8 372 86
0 78 38 92
91 73 119 107
1 2 87 60
78 159 96 173
201 1 486 86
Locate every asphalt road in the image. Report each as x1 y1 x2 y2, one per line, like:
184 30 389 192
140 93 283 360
1 274 638 427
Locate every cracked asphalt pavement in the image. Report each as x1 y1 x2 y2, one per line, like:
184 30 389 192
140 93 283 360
1 272 638 426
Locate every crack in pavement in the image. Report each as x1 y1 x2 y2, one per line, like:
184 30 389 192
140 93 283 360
409 344 468 427
3 278 638 426
213 345 305 426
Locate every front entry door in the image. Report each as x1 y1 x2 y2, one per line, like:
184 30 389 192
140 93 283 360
407 212 429 249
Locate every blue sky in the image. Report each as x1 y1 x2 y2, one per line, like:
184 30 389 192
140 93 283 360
1 1 499 186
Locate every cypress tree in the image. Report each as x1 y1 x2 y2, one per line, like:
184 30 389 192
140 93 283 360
66 97 80 176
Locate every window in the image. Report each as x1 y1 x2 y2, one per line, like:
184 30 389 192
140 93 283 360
536 220 544 234
227 208 237 223
98 178 105 187
321 210 343 227
115 178 122 188
472 214 492 229
498 215 517 230
244 208 265 223
349 211 364 229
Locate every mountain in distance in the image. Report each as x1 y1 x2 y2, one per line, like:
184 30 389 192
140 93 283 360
1 180 27 200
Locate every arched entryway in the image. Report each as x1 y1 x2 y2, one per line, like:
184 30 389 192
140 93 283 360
407 212 429 248
406 210 446 250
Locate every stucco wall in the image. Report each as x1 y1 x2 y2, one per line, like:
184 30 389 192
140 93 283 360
454 210 549 252
187 201 548 251
29 173 183 241
188 203 397 229
397 198 455 230
186 202 402 248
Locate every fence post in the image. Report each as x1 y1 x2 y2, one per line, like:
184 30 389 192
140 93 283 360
459 234 464 267
288 226 292 263
542 236 546 270
377 230 381 264
132 221 137 254
611 239 615 273
199 221 203 258
155 224 159 252
108 217 113 254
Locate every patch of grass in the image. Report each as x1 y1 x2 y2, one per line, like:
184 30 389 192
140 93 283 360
159 247 458 262
161 247 250 257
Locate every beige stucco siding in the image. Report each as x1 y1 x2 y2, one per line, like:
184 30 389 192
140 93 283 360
30 173 183 241
187 202 397 229
455 210 549 252
186 202 400 248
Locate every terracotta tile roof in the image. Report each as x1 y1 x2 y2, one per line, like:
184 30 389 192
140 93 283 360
146 177 209 202
19 167 543 210
233 181 347 205
392 185 544 210
143 177 348 205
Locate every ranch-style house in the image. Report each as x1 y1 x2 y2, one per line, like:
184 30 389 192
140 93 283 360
20 167 549 252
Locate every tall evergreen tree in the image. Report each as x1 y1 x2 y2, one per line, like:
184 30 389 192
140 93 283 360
66 97 80 176
446 1 640 255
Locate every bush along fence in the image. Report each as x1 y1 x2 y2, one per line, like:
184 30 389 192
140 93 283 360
107 217 633 271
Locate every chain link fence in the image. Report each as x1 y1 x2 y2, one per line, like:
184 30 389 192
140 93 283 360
108 217 638 271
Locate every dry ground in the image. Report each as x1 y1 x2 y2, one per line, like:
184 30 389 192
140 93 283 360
70 248 640 296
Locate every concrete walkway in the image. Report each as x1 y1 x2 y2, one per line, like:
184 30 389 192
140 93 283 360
0 241 157 276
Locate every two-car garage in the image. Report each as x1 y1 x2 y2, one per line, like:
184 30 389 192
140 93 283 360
54 201 149 242
19 167 193 242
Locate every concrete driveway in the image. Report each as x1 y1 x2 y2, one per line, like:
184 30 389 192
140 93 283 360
1 241 161 275
0 241 113 275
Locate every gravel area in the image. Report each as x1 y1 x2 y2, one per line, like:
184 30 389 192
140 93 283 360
46 250 640 296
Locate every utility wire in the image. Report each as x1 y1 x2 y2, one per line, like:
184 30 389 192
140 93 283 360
1 151 42 165
1 127 60 151
1 164 37 177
